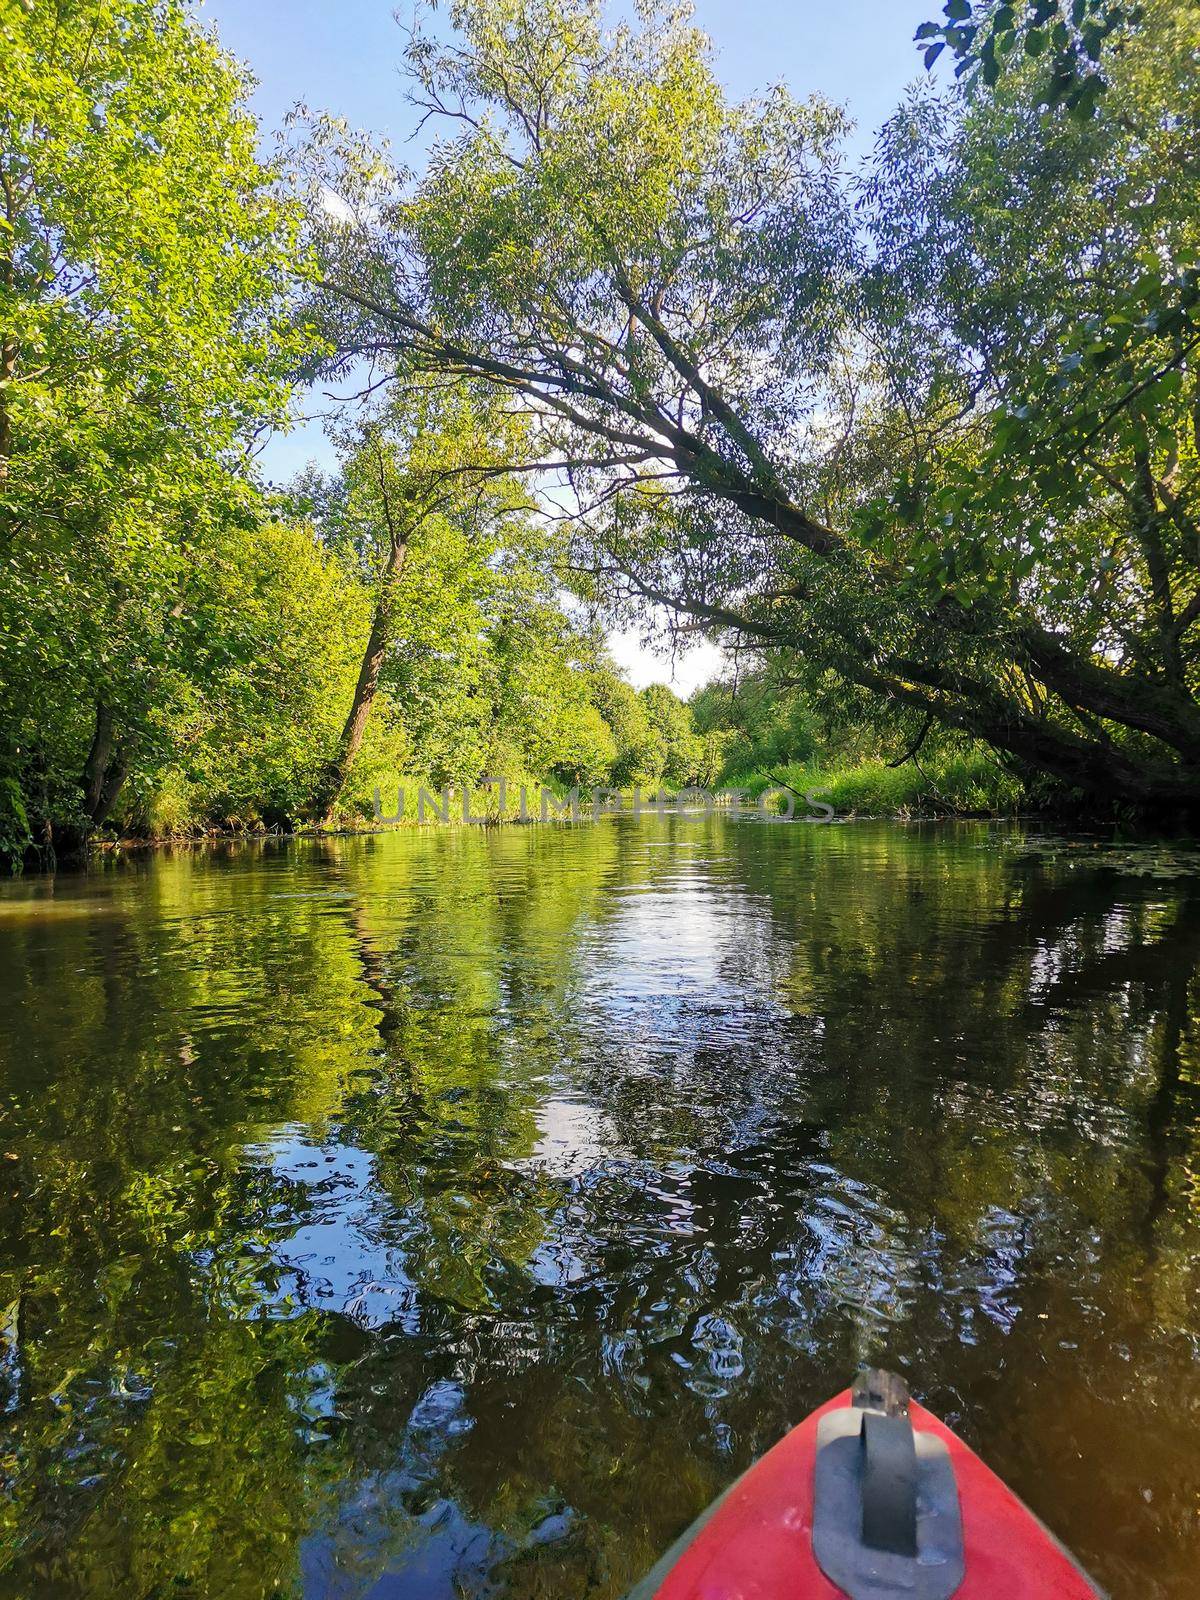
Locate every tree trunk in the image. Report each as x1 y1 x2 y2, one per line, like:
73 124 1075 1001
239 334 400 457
0 336 14 479
0 163 17 486
93 750 130 827
81 700 115 819
80 699 131 828
0 201 14 473
312 532 408 824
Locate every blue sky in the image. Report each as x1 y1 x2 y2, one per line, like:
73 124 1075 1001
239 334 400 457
202 1 935 156
199 0 935 689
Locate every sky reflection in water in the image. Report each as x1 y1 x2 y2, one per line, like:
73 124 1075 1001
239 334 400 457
0 818 1198 1598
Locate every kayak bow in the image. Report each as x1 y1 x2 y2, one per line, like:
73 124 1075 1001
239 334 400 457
626 1369 1105 1599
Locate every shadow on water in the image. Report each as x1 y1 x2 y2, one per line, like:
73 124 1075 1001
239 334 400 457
0 819 1197 1597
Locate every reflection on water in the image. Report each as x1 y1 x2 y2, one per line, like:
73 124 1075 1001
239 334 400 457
0 819 1198 1598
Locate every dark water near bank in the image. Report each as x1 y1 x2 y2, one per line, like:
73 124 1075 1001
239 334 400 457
0 819 1198 1598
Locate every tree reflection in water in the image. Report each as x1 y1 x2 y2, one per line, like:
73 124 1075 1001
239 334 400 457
0 820 1196 1598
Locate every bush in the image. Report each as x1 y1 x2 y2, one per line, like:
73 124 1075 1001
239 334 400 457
0 776 32 873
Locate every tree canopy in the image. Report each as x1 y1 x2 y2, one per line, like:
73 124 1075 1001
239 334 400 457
4 0 1199 863
0 0 306 842
0 0 704 866
307 0 1200 816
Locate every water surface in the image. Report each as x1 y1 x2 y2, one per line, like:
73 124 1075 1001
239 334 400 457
0 819 1197 1597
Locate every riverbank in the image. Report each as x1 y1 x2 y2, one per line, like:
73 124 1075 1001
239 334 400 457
9 757 1033 870
36 738 1185 869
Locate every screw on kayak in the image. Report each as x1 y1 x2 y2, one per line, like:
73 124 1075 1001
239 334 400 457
623 1367 1107 1598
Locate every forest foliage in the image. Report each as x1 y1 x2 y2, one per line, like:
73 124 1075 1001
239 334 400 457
2 0 1198 868
306 0 1200 815
0 0 708 867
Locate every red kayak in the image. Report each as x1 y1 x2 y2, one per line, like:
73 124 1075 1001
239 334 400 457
626 1370 1105 1599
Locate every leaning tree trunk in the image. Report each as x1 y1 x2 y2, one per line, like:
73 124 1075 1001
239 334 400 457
312 532 408 825
80 699 131 828
81 700 115 819
92 748 130 827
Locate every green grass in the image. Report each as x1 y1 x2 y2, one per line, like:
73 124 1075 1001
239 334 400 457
124 751 1024 840
724 753 1024 818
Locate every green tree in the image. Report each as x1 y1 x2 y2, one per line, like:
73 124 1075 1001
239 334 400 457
301 387 531 821
691 672 817 780
483 591 618 788
917 0 1143 117
308 0 1200 817
147 514 374 831
587 665 659 787
0 0 305 846
294 399 633 808
639 683 701 788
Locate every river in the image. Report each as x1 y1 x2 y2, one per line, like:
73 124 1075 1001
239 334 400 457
0 818 1197 1597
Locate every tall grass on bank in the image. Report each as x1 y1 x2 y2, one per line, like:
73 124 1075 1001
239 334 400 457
727 754 1024 818
125 753 1023 840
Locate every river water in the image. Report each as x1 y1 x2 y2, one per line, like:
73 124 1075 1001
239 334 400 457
0 818 1197 1598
